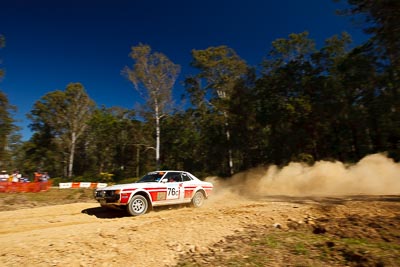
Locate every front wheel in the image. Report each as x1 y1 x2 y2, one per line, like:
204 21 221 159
127 195 149 216
191 191 205 208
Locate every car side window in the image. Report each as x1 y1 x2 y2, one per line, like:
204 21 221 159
164 172 180 182
174 174 183 182
182 173 192 182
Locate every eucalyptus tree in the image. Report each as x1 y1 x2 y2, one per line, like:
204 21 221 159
160 111 197 171
0 36 9 166
20 129 62 177
256 32 317 163
124 43 180 170
190 46 249 175
85 106 143 179
0 34 4 79
85 107 120 175
263 32 316 71
28 83 95 178
339 0 400 67
310 32 358 160
339 0 400 160
0 91 17 169
0 35 20 170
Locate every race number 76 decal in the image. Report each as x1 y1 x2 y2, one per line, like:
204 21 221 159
166 185 180 200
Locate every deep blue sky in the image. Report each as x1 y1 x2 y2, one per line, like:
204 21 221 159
1 0 366 140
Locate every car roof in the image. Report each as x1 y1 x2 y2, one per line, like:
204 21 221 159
148 170 185 173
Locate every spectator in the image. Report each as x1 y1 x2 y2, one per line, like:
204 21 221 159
39 172 50 191
41 172 50 181
12 170 21 182
34 171 41 182
0 170 9 182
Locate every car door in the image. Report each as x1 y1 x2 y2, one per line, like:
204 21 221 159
181 172 196 199
164 172 184 202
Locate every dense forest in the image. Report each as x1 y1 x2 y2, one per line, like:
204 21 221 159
0 0 399 181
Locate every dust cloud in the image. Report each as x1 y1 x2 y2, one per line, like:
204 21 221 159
206 153 400 200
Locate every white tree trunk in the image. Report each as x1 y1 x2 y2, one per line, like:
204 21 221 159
155 100 161 170
68 132 76 178
224 111 233 175
226 128 233 175
225 124 234 175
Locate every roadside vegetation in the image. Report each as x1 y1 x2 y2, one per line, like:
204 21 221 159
176 204 400 267
176 226 400 266
0 188 95 211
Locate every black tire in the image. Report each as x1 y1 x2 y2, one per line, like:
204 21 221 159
127 195 149 216
191 191 205 208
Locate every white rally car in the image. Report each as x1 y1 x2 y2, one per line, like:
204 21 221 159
94 170 213 216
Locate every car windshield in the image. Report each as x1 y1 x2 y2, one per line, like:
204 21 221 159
136 172 166 183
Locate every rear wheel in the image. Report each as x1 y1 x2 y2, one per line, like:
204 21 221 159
191 191 205 208
127 195 149 216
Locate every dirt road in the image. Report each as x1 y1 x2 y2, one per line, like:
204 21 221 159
0 195 300 266
1 192 399 267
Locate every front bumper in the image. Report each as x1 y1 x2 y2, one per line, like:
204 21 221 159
94 189 120 204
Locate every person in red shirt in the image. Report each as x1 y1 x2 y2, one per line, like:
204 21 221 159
34 172 42 182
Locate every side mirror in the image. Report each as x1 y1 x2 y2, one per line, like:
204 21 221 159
161 178 168 183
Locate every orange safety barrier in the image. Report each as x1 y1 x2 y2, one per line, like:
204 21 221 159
71 182 81 188
0 181 52 193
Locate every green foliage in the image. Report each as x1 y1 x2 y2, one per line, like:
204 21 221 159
125 43 181 105
189 46 250 175
117 177 139 184
0 91 18 169
0 34 4 80
12 2 400 177
264 31 316 71
99 172 115 183
50 177 69 186
0 36 21 170
124 43 181 170
344 0 400 66
27 83 95 177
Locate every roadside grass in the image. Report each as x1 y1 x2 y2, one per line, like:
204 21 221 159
177 228 400 266
0 188 96 211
